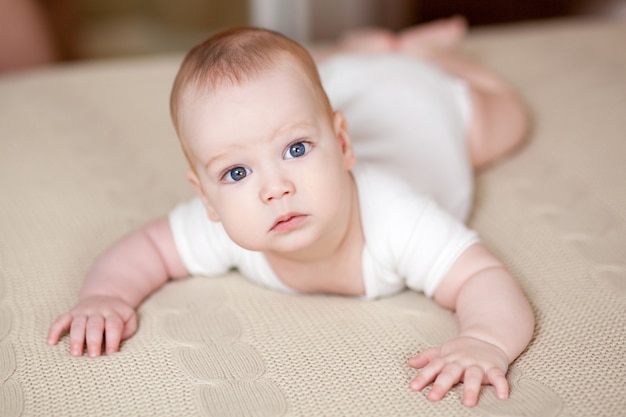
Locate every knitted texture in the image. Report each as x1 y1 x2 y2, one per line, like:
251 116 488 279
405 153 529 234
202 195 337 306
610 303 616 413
1 18 625 416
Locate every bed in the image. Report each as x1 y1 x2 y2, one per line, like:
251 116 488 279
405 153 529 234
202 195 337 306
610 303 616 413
1 17 625 416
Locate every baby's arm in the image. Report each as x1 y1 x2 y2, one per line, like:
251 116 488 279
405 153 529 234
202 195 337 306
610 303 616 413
408 243 534 407
47 216 189 357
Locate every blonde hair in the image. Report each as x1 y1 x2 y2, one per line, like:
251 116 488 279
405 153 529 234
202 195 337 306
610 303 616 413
170 27 333 164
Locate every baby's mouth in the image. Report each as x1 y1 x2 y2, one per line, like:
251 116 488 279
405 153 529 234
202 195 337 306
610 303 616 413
270 213 308 233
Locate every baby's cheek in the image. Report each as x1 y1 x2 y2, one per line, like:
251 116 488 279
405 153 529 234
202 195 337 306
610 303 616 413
221 218 264 251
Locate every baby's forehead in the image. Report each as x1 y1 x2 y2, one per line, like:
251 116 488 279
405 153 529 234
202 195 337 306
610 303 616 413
200 54 307 91
182 60 323 133
176 54 332 153
183 58 319 111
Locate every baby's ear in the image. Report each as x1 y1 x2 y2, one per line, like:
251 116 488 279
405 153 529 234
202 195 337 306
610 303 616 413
186 169 220 222
333 111 356 170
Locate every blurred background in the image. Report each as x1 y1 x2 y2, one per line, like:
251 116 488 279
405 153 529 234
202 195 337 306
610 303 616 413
1 0 625 72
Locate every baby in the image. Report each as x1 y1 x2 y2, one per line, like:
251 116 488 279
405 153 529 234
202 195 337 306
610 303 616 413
48 17 534 407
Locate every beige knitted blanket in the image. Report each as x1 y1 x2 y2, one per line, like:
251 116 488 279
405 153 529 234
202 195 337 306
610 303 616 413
1 18 625 417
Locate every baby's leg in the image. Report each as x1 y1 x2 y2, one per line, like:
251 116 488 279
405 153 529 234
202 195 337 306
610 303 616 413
311 28 395 62
336 28 396 54
428 54 529 169
312 16 529 168
397 23 529 169
312 17 465 62
395 16 467 58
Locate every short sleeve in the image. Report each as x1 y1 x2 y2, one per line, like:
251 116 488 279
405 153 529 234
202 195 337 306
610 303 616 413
354 164 479 299
168 197 294 294
168 197 237 276
393 198 480 297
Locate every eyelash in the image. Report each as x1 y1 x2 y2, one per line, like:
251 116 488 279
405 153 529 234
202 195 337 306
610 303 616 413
221 166 251 183
219 140 312 183
284 140 311 159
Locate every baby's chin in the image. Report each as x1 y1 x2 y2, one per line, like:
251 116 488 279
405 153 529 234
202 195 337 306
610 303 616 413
223 233 263 252
235 232 323 260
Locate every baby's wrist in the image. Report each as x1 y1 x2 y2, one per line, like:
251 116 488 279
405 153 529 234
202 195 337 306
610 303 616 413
78 292 129 306
458 332 512 363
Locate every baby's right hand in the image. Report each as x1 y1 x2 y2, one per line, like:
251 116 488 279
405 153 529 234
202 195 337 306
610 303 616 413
47 295 138 357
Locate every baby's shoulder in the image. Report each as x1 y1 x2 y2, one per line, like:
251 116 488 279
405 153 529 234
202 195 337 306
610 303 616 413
353 164 432 215
352 164 434 244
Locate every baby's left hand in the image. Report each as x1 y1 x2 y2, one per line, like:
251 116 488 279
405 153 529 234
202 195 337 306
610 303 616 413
408 336 510 407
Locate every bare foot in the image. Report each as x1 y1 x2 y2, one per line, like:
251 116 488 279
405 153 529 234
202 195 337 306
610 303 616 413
396 16 468 58
311 17 467 63
311 28 396 62
337 28 396 54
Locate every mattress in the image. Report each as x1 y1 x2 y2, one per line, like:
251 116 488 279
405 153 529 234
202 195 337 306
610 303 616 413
1 17 625 417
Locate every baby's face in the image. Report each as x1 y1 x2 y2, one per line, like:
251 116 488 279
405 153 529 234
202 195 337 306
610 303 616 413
180 57 356 259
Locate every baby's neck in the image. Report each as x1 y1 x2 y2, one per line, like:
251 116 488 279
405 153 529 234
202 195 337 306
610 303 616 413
264 176 365 296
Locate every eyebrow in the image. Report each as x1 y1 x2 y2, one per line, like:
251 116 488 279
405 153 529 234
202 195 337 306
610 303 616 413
203 120 316 170
204 143 244 171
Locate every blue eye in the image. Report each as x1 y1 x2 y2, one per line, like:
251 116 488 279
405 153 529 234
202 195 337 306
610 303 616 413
285 142 310 159
224 166 250 182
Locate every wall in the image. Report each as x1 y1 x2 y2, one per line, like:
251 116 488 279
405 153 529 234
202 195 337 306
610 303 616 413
74 0 248 58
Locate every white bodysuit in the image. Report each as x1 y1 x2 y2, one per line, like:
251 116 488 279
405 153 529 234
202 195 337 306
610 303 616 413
169 53 478 299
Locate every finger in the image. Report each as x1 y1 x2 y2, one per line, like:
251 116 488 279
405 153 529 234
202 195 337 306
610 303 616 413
85 315 105 357
69 315 87 356
427 363 464 402
104 315 124 354
408 347 441 369
487 368 510 400
410 357 446 392
121 311 138 340
47 314 73 345
461 366 484 407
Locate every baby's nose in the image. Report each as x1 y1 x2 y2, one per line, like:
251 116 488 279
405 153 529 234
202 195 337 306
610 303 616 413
259 173 295 203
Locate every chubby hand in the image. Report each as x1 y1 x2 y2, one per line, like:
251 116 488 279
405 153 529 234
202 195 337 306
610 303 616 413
47 295 138 357
408 336 510 407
